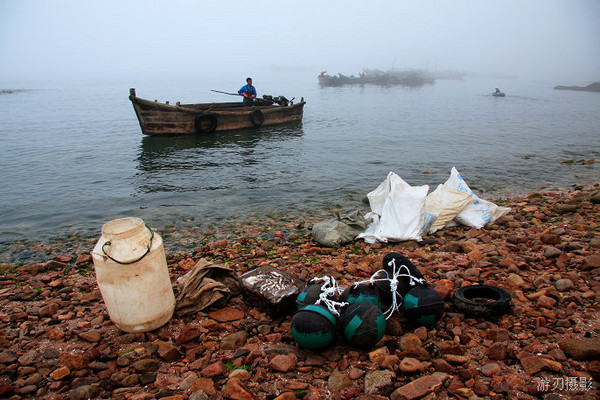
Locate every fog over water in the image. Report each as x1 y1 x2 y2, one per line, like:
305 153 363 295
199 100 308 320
1 0 599 83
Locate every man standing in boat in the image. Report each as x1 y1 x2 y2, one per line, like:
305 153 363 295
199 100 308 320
238 77 257 106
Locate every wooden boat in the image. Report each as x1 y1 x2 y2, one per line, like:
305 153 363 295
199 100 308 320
129 88 305 135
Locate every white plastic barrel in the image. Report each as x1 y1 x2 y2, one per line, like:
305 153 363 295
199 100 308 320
91 217 175 333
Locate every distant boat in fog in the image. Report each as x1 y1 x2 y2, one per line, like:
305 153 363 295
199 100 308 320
318 69 435 87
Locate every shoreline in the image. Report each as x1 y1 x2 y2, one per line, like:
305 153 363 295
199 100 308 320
0 181 596 266
0 183 599 398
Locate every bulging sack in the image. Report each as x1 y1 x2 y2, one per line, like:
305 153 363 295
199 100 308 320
358 172 429 243
424 184 472 233
444 167 510 229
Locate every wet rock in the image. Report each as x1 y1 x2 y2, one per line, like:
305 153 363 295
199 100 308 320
559 338 600 360
554 278 574 292
433 359 456 374
157 341 183 361
269 354 297 372
368 347 389 365
209 307 245 322
222 377 256 400
0 351 17 364
520 356 549 375
176 326 203 345
59 352 88 371
434 279 454 300
481 362 501 376
328 369 353 393
201 362 227 377
583 255 600 270
399 357 427 374
541 234 561 245
50 366 70 380
18 349 40 366
364 370 395 395
190 377 216 395
505 274 525 288
487 342 507 360
221 331 248 350
78 329 101 342
69 384 100 400
390 375 442 400
544 247 562 259
133 358 160 373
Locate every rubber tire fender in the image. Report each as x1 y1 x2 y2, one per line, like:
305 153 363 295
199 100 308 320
195 113 218 134
451 285 512 317
249 109 264 127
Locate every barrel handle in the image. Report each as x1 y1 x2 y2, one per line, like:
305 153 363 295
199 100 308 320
101 225 155 265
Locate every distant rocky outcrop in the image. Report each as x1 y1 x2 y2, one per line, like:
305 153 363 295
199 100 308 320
318 69 435 87
0 89 25 95
553 82 600 92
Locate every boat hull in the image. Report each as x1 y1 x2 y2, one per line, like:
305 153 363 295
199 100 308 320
129 89 305 136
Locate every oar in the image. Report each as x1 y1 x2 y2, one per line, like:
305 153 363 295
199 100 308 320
211 89 275 104
211 89 241 97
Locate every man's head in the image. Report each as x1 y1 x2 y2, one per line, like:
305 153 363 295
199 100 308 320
246 77 252 85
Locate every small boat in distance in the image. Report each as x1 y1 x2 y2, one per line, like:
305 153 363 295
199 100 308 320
492 88 505 97
129 88 305 136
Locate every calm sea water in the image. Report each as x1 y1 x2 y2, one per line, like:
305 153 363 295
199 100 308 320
1 72 599 252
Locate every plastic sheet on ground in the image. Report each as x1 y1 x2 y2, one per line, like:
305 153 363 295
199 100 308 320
357 168 511 244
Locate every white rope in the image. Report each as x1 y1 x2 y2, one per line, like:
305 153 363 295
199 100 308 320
352 258 427 319
310 276 348 317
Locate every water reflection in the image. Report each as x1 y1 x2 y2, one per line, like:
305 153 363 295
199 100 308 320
135 122 304 194
139 121 303 160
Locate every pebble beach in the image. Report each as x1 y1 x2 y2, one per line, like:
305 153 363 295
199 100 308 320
1 183 599 400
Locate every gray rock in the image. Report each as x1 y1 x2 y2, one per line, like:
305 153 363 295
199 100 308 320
364 370 395 395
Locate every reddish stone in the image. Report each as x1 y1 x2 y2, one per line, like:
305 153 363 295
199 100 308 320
201 362 227 378
390 375 442 400
520 356 548 376
55 255 73 263
59 352 88 371
190 377 216 395
157 342 183 362
434 279 454 300
559 338 600 360
49 366 70 380
433 359 456 374
487 342 507 360
75 254 92 264
176 326 202 345
208 307 245 322
481 362 501 377
269 354 297 373
473 381 489 396
583 255 600 270
222 378 257 400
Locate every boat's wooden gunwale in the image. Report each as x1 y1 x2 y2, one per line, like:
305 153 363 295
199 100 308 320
129 88 305 136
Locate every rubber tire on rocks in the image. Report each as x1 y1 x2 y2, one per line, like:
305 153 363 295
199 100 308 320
195 113 218 134
249 109 264 127
452 285 512 317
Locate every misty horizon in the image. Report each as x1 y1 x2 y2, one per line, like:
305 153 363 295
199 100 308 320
1 1 599 84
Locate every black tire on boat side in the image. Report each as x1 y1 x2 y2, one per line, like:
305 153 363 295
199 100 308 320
195 113 218 134
451 285 512 317
249 109 264 127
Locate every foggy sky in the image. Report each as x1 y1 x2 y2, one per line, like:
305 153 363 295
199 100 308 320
1 0 599 82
